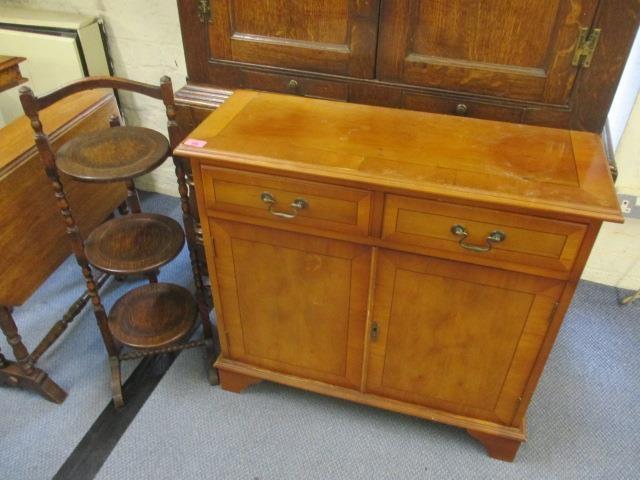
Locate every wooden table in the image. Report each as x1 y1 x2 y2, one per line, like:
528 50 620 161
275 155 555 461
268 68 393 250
176 91 622 461
0 89 126 402
0 55 27 93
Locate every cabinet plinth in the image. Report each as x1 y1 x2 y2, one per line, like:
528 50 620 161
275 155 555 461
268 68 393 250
176 91 622 461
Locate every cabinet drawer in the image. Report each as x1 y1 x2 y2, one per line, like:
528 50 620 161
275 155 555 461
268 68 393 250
402 92 525 123
201 166 372 235
382 195 586 273
241 70 348 101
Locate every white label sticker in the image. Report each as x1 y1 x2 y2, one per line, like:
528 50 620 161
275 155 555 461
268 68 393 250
184 138 207 148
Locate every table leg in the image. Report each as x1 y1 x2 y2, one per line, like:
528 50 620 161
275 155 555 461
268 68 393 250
0 305 67 403
0 346 7 367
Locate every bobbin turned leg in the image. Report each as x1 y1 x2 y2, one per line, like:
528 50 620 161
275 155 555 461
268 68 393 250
467 429 523 462
110 356 124 408
0 306 67 403
42 151 123 403
172 155 218 380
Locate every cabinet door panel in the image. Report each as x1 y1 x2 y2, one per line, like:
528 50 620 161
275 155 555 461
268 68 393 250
377 0 600 103
208 0 380 77
212 220 370 389
366 250 563 424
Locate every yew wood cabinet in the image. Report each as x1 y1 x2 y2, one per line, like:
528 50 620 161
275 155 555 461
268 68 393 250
175 91 622 461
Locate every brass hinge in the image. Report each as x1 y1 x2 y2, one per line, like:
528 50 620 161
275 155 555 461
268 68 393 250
370 322 379 341
572 27 601 68
197 0 211 23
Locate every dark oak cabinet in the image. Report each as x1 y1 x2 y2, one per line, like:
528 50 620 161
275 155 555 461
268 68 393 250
208 0 380 77
176 0 639 133
377 0 599 104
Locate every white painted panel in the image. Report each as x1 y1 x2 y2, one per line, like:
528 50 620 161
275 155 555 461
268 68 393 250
0 6 93 29
78 21 111 76
583 95 640 290
608 31 640 149
0 0 188 195
0 29 84 126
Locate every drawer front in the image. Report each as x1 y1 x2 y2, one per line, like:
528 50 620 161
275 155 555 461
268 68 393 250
201 166 372 235
241 70 348 101
382 195 586 273
402 92 525 123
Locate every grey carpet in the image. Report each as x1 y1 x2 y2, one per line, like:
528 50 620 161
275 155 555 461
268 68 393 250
94 266 640 476
2 192 639 479
0 192 192 480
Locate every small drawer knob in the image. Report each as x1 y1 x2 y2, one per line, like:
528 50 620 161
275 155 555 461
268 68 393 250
287 79 300 93
455 103 468 116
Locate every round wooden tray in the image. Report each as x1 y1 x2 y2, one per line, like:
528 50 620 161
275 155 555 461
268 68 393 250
56 126 169 182
108 283 196 349
85 213 184 275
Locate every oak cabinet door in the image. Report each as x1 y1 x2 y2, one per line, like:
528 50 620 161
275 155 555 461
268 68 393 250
377 0 600 104
366 249 564 425
211 220 370 389
207 0 380 77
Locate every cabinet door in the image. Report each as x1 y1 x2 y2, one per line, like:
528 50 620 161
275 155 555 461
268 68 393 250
207 0 380 77
366 249 564 425
377 0 600 104
211 220 370 389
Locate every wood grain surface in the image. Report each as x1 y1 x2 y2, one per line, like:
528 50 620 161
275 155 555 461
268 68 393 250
176 0 640 132
181 90 622 461
0 90 126 306
0 55 27 93
176 90 622 223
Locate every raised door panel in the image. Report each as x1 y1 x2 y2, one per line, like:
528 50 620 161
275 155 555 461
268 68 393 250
211 220 370 389
208 0 380 77
366 249 563 425
377 0 600 104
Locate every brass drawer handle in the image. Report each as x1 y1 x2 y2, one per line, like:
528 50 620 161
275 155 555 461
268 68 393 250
261 192 307 219
450 224 506 253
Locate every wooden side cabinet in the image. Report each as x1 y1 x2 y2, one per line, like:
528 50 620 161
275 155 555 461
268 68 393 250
175 91 623 461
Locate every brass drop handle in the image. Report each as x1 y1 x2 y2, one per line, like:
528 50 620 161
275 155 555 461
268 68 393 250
450 224 506 253
261 192 307 219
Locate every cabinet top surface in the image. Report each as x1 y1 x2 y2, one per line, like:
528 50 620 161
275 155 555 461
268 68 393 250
176 90 622 223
